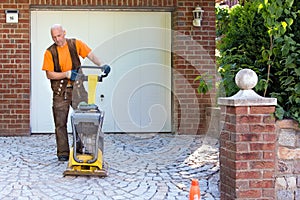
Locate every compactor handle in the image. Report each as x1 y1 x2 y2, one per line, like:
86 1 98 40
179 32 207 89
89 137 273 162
79 65 111 82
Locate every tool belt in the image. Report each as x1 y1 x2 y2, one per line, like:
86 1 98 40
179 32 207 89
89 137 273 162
51 78 72 96
51 78 88 109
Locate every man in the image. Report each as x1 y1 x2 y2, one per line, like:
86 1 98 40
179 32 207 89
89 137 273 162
42 24 105 161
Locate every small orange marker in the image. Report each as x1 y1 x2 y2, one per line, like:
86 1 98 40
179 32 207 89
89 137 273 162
189 179 201 200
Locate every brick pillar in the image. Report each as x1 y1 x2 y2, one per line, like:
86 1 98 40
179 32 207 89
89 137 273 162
218 69 277 199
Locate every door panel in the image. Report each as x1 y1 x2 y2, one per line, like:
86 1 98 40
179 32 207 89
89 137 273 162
31 11 171 133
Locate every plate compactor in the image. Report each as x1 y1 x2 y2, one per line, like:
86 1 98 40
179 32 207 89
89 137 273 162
63 65 110 177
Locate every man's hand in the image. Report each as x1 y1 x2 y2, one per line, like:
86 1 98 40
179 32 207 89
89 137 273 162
101 64 111 77
66 70 78 81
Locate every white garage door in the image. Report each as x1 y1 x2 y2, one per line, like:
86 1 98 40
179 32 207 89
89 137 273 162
30 10 171 133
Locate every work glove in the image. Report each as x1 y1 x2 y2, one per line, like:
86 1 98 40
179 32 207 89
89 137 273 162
66 69 78 81
101 64 111 77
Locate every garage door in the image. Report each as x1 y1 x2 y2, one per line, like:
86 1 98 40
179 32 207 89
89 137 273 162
30 10 171 133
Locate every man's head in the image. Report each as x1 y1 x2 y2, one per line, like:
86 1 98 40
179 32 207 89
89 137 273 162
50 24 66 47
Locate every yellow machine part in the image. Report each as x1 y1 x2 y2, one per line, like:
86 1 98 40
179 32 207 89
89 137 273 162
64 74 107 177
63 148 107 177
88 74 98 104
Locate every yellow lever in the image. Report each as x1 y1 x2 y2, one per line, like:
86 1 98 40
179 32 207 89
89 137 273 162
88 74 98 104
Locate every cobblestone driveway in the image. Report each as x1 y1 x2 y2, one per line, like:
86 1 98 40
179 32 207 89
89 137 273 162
0 133 219 200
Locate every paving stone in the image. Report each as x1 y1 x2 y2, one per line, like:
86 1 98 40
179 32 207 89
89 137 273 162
0 134 220 199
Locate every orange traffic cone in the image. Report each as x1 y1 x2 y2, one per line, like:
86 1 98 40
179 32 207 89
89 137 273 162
189 179 201 200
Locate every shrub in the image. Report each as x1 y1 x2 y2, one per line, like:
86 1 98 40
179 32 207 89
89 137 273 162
216 0 300 123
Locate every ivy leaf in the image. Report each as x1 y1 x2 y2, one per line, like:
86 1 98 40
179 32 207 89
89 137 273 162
275 7 283 19
281 21 287 29
295 68 300 76
285 18 293 26
258 3 264 13
194 74 213 95
286 0 294 8
275 106 285 120
281 44 289 56
283 76 294 86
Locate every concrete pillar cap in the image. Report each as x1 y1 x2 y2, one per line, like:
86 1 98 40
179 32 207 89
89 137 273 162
218 68 277 106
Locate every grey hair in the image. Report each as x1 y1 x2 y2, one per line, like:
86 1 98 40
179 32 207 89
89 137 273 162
50 24 64 32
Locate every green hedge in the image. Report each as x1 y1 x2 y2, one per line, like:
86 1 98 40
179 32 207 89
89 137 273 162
216 0 300 123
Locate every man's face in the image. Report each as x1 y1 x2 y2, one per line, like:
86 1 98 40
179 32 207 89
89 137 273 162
51 27 66 47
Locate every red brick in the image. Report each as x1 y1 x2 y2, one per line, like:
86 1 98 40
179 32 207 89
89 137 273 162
238 133 261 142
236 152 261 160
250 143 275 151
237 115 262 124
250 124 276 133
250 106 276 114
250 161 275 169
225 141 237 151
237 189 262 198
249 180 274 188
262 188 276 198
236 180 250 189
223 159 235 169
263 133 276 142
236 143 249 152
263 115 276 123
235 161 248 170
224 123 236 132
219 148 227 157
227 150 238 160
235 124 250 134
227 106 248 115
263 152 275 160
224 114 234 123
263 170 275 179
220 131 230 141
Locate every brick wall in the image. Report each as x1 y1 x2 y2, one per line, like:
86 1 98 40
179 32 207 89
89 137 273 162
0 0 216 136
219 105 276 199
217 68 300 199
0 1 30 136
172 0 216 134
219 111 300 200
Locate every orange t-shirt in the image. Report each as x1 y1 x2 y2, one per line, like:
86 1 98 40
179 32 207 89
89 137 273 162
42 39 91 72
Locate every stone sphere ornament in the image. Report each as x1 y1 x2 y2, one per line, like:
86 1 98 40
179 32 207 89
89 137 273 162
218 68 277 106
235 68 258 90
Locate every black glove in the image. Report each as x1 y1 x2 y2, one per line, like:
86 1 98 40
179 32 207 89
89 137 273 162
101 64 111 77
66 70 78 81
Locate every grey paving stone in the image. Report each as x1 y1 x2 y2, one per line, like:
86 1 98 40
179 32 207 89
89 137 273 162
0 134 219 199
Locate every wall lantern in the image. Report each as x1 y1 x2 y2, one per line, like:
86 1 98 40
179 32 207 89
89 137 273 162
192 5 204 27
5 10 19 23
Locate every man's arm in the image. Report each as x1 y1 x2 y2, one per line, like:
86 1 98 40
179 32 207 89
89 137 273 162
87 51 102 66
46 71 68 80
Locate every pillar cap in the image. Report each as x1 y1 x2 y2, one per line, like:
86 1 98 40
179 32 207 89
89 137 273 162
218 69 277 106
